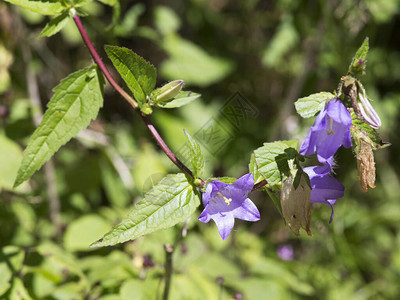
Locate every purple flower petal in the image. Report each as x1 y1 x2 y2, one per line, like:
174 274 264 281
198 173 260 240
304 162 345 223
212 214 235 240
232 198 260 222
300 99 352 164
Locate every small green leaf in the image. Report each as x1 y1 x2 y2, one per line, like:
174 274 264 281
39 12 70 37
156 91 200 108
91 173 200 247
105 45 156 106
14 66 104 187
4 0 66 15
184 130 204 178
295 92 334 118
250 140 299 188
348 37 369 77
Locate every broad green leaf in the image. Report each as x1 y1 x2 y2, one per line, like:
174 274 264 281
0 134 23 190
0 264 12 296
348 37 369 77
154 5 181 35
64 215 112 252
91 173 200 247
294 92 334 118
161 36 233 87
38 12 70 37
14 66 104 187
4 0 65 15
156 91 201 108
184 130 204 178
250 140 298 187
97 0 117 6
9 278 33 300
104 45 156 106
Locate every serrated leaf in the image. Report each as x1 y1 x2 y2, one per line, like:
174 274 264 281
39 12 70 37
250 140 298 187
156 91 200 108
14 66 104 187
295 92 334 118
184 130 204 178
4 0 66 15
105 45 156 106
348 37 369 77
91 173 200 247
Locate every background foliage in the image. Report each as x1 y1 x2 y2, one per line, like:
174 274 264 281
1 0 400 299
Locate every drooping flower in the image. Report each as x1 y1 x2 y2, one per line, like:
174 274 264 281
300 99 352 164
303 162 345 223
198 173 260 240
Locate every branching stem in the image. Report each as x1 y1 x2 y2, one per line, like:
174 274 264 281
72 13 267 190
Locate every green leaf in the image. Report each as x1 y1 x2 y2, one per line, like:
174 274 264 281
184 130 204 178
104 45 156 106
14 66 104 187
0 134 23 191
156 91 201 108
38 12 70 37
4 0 66 15
64 215 112 252
161 36 233 87
91 173 200 247
154 5 181 35
250 140 298 188
348 37 369 77
294 92 334 118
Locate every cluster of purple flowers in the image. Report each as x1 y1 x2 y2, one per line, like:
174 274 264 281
199 99 352 239
300 99 352 223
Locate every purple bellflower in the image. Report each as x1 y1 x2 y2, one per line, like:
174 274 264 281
303 161 345 223
198 173 260 240
300 99 352 164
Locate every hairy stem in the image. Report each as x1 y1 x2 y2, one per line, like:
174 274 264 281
72 13 193 178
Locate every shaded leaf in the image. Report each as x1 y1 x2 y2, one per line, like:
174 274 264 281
250 140 298 187
184 130 204 178
105 45 156 106
91 173 200 247
39 11 70 37
14 66 104 187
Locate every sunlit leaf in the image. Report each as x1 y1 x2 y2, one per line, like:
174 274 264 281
91 173 200 247
105 45 156 106
295 92 334 118
39 11 70 37
14 66 104 187
4 0 65 15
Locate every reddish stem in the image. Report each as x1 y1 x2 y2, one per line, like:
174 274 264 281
73 14 193 178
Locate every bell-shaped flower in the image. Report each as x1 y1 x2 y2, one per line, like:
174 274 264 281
303 162 345 223
198 173 260 240
300 99 352 164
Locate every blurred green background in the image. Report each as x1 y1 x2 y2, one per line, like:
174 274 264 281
1 0 400 299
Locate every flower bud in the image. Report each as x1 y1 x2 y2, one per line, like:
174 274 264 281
141 103 153 115
280 174 312 236
152 80 184 104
